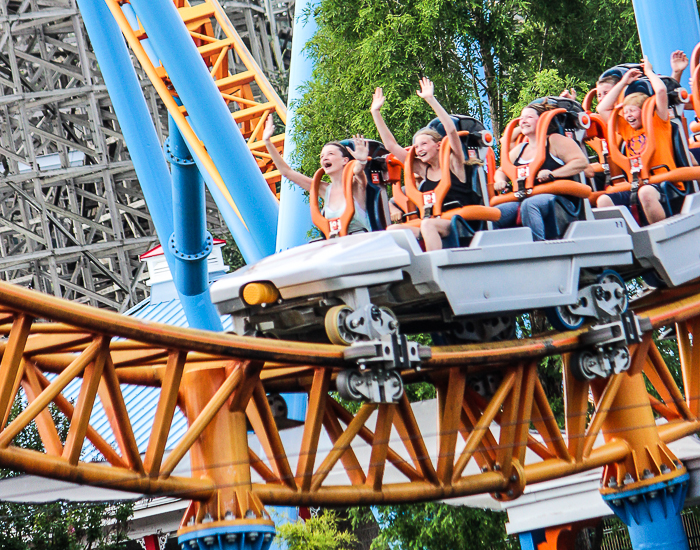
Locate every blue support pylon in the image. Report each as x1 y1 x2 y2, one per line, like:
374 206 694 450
518 529 546 550
603 473 690 550
76 0 221 331
178 522 276 550
130 0 280 260
274 0 319 252
632 0 700 84
167 115 211 297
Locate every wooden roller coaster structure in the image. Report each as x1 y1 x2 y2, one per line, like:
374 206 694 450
0 278 696 533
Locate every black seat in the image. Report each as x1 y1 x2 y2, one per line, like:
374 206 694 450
426 115 494 248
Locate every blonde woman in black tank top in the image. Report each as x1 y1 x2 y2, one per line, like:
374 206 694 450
371 78 470 251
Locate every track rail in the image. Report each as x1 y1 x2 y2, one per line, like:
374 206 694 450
0 279 696 518
106 0 286 201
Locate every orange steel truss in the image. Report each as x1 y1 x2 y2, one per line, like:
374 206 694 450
107 0 287 199
0 280 699 529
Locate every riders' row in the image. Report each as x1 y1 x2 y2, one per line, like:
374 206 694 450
261 48 700 250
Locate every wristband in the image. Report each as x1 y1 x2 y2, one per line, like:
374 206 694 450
356 159 368 165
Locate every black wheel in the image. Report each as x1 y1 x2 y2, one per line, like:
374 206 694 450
570 350 598 381
545 305 584 331
597 269 628 314
336 369 364 401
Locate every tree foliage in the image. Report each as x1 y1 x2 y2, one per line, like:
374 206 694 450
276 510 357 550
290 0 641 176
350 502 517 550
0 393 134 549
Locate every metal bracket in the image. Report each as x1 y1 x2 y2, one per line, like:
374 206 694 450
581 313 652 347
169 232 213 262
344 334 431 371
343 304 399 340
339 335 431 403
573 313 652 381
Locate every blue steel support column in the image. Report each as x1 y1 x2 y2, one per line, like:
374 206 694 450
603 474 690 550
274 0 318 252
130 0 279 259
76 0 222 332
518 530 545 550
166 116 224 335
121 3 261 265
632 0 700 82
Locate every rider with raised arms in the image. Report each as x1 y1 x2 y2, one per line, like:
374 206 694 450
370 77 477 251
596 57 675 224
262 117 372 234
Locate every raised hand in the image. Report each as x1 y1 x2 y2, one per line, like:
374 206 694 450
262 115 275 141
642 56 654 77
621 67 642 85
350 135 369 163
371 88 385 113
671 50 688 75
416 77 435 101
560 88 577 100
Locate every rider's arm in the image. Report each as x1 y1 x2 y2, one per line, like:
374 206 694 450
597 69 641 120
645 57 669 121
547 134 589 178
670 50 688 83
493 147 520 192
370 88 408 164
262 117 314 191
350 135 369 196
418 78 466 178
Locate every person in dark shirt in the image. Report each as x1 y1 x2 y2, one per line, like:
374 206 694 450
493 102 588 241
371 78 478 251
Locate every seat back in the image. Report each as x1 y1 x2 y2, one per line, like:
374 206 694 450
493 97 592 207
427 115 495 202
340 138 392 231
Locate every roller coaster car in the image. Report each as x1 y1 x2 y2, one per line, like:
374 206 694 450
211 108 636 378
592 77 700 288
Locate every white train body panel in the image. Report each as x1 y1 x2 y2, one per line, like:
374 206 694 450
210 218 635 338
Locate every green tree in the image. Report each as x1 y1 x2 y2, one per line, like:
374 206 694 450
0 393 133 549
291 0 642 167
276 510 357 550
350 502 517 550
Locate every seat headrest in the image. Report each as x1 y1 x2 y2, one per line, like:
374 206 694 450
622 76 688 107
599 63 642 82
427 115 492 148
528 96 584 115
340 138 388 159
624 78 654 97
427 115 487 135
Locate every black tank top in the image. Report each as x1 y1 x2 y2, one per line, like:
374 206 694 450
514 138 565 178
420 169 477 207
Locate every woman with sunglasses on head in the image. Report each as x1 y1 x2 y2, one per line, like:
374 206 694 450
370 77 478 251
263 117 371 234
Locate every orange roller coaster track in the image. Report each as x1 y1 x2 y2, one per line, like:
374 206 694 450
0 280 697 528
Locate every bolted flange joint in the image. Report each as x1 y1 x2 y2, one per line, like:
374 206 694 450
169 232 213 262
164 136 196 166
